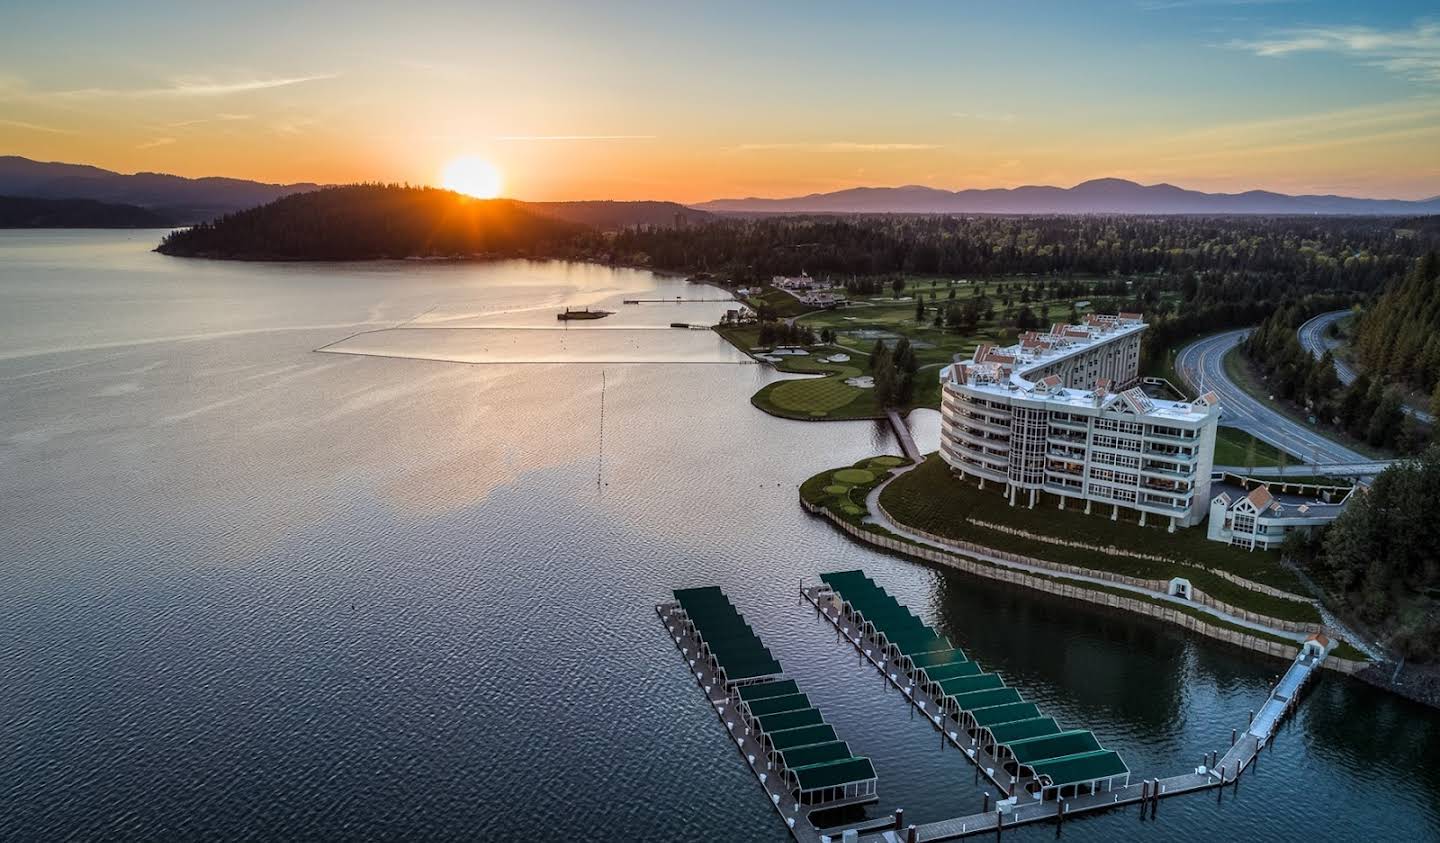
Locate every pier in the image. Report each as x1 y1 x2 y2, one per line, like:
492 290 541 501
885 409 923 463
798 570 1323 842
658 587 879 843
623 297 736 303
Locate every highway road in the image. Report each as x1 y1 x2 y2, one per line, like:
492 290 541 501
1296 310 1358 385
1175 329 1372 465
1297 309 1432 424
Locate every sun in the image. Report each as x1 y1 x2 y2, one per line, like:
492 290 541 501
441 156 504 199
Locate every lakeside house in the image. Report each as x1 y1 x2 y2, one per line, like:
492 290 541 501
938 313 1221 532
1206 479 1361 550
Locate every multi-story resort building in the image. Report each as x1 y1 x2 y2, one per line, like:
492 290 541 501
938 314 1221 531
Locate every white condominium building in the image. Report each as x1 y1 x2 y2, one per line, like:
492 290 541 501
938 314 1221 530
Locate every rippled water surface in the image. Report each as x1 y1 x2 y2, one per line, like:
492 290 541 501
1 231 1437 841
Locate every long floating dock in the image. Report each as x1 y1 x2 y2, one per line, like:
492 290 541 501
658 586 880 842
801 570 1314 842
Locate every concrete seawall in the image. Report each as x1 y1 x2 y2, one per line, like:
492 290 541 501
801 496 1367 675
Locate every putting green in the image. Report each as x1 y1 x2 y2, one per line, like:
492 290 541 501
823 484 851 494
833 468 876 484
841 504 864 516
869 456 904 468
768 376 860 416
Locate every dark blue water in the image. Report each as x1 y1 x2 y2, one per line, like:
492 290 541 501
1 231 1436 841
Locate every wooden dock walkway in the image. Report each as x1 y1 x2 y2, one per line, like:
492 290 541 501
885 410 923 464
801 582 1319 843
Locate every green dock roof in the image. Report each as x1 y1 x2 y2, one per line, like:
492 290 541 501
1007 730 1103 765
766 723 839 751
788 756 877 792
776 740 853 770
736 679 798 701
986 717 1061 745
967 701 1042 728
754 707 825 733
908 648 971 670
947 686 1022 711
673 588 782 682
937 672 1005 698
1029 749 1129 788
916 660 982 683
743 692 811 717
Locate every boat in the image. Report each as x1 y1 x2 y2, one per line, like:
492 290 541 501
557 307 613 321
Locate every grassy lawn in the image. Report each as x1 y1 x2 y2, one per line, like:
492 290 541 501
1222 346 1393 460
745 286 816 319
1214 426 1297 467
877 455 1320 623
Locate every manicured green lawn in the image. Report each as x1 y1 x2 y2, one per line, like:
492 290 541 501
877 455 1320 623
769 376 865 416
1214 426 1296 467
800 456 910 522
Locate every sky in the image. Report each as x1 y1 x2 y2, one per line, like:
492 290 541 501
1 0 1439 202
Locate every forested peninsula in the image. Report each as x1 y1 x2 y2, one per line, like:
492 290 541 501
156 185 585 260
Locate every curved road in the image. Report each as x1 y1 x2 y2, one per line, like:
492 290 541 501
1175 329 1372 466
1298 309 1432 424
1297 310 1358 385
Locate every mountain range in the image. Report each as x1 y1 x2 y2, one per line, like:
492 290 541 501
693 178 1440 216
0 156 319 224
5 156 1439 222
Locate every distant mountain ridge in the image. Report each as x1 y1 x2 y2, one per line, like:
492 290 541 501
693 178 1440 216
0 156 319 224
0 156 708 229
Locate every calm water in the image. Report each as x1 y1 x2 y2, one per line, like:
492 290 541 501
1 230 1436 842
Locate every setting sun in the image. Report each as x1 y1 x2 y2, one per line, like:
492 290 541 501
441 156 503 199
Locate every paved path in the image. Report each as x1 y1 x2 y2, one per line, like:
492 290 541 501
1175 330 1370 465
1297 310 1433 424
861 467 1312 643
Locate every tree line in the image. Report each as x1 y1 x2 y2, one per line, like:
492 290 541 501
1349 253 1440 401
1286 445 1440 661
1243 297 1428 454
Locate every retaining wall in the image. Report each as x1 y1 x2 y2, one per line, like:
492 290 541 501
803 496 1368 675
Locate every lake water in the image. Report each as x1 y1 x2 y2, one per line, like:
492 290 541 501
1 230 1436 841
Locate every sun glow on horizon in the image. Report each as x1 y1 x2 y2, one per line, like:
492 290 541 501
441 156 504 199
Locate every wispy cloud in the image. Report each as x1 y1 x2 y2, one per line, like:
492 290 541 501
38 73 338 100
0 117 76 134
137 137 176 149
952 112 1016 122
728 141 942 152
1230 21 1440 83
491 134 656 141
1139 0 1297 10
166 112 253 129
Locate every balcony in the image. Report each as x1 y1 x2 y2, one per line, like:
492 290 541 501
954 428 1010 452
1143 447 1195 463
1144 431 1198 446
1140 463 1192 480
1047 432 1087 446
1049 418 1088 433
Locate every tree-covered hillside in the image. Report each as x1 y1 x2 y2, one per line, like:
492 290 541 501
156 184 584 260
0 195 171 228
1351 253 1440 395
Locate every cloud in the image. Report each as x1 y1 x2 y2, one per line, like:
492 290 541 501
491 134 656 141
1229 21 1440 83
727 141 941 152
1139 0 1297 10
952 111 1016 122
166 113 253 128
38 73 338 100
136 137 176 149
0 117 76 134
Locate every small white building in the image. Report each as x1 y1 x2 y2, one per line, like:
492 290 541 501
1206 480 1360 550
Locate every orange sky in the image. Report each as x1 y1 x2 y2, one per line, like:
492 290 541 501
3 3 1439 201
